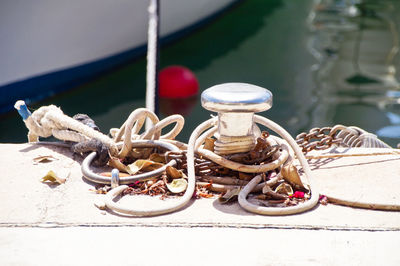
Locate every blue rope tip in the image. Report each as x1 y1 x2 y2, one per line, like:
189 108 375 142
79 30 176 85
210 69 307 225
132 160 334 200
111 169 119 177
111 169 120 188
14 100 31 120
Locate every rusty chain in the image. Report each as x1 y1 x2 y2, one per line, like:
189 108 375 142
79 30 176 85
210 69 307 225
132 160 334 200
167 127 343 169
165 150 262 177
168 125 343 175
165 132 281 178
296 127 343 153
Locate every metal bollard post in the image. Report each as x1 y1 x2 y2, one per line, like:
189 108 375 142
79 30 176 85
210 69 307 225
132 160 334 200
201 83 273 154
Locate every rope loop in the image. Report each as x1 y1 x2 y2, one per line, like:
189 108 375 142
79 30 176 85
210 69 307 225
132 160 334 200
186 116 319 215
140 114 185 141
113 108 160 158
17 100 400 214
16 101 186 162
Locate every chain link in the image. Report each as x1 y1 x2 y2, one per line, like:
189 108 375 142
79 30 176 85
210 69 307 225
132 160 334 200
296 127 343 153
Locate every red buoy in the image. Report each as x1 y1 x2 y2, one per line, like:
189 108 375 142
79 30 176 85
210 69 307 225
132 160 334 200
159 65 199 98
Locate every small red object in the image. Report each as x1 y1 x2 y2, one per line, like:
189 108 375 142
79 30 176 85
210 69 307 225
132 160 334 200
159 65 199 98
291 191 305 199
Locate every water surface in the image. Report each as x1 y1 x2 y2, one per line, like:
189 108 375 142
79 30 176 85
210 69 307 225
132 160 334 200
1 0 400 147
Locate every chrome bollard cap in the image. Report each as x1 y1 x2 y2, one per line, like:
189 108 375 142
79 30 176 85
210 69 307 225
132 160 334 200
201 83 273 113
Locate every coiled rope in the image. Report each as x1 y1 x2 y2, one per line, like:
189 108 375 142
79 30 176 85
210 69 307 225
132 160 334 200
17 100 399 215
296 125 400 211
15 100 199 216
15 101 184 159
189 115 319 215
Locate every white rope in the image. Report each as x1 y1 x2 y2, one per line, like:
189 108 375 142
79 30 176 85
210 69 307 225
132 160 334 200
331 125 391 148
237 115 319 215
194 118 289 174
46 111 117 154
114 108 160 158
19 103 118 154
52 129 89 143
17 100 318 216
20 99 400 214
102 117 196 216
190 115 319 215
141 114 185 140
17 101 184 162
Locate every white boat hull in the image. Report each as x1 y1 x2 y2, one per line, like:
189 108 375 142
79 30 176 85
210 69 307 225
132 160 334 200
0 0 239 112
0 0 238 86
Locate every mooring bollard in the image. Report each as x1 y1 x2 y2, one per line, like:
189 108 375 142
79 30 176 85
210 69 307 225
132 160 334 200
201 83 273 155
194 82 320 215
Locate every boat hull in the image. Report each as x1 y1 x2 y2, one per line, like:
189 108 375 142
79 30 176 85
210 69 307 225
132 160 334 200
0 0 240 113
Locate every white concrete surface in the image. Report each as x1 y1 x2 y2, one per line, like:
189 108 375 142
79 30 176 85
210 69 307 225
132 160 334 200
1 143 400 265
1 227 399 266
